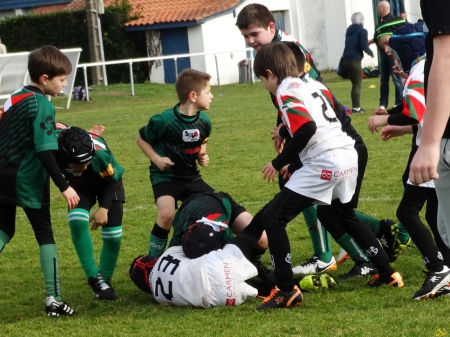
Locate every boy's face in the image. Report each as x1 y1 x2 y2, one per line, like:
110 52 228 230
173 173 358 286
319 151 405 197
194 82 213 110
43 74 69 97
240 23 276 51
258 71 279 95
68 161 91 173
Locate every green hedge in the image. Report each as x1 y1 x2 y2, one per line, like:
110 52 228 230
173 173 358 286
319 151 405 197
0 0 148 84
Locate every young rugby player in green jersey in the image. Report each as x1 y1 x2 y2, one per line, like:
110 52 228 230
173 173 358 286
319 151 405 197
136 69 216 258
0 46 78 317
137 69 272 278
56 126 124 301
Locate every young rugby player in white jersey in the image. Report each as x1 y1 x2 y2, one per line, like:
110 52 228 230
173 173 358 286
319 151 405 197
238 42 403 310
129 224 337 307
236 2 337 274
280 41 401 279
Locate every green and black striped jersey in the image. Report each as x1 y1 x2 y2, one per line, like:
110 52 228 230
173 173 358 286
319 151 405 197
140 104 212 185
0 87 58 208
168 192 234 248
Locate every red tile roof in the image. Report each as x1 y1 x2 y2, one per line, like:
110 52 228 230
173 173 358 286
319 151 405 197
33 4 68 14
38 0 242 27
63 0 114 11
124 0 242 27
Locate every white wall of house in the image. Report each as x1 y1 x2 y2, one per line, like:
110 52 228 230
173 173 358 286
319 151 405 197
0 8 30 19
190 12 249 86
149 0 420 84
293 0 420 71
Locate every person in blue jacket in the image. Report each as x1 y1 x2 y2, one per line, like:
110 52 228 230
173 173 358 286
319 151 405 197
342 12 374 113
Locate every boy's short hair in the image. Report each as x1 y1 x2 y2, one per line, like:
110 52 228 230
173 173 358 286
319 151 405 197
175 69 211 104
28 45 72 83
236 3 275 30
253 42 299 84
281 41 305 74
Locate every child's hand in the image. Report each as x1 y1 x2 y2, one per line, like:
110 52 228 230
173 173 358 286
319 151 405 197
270 124 283 140
62 186 80 210
90 207 108 230
373 107 388 115
88 125 105 135
380 125 408 141
280 164 291 180
55 122 68 130
262 162 277 182
198 152 209 167
155 157 175 171
271 124 284 154
273 138 284 154
368 115 388 133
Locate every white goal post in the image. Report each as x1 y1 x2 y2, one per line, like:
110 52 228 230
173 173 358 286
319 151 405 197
0 48 82 109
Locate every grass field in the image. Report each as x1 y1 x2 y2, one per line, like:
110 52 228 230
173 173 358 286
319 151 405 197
1 72 449 337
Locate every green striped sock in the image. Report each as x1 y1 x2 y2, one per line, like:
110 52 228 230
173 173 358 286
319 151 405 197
68 208 98 279
99 226 122 282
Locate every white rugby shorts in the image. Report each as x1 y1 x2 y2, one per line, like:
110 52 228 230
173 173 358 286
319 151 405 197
285 147 358 205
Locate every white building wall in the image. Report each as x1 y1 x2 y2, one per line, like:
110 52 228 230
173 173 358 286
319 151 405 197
150 0 421 84
404 0 422 23
194 0 292 85
292 0 419 70
293 0 377 70
192 13 247 86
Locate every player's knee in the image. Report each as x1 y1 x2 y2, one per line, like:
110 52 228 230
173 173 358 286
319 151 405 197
256 232 268 249
157 211 174 229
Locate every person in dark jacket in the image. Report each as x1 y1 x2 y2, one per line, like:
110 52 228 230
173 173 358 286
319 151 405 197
342 12 374 113
370 1 405 110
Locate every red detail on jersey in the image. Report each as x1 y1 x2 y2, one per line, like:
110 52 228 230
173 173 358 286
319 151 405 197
279 94 312 134
320 170 332 181
205 213 228 225
320 88 334 110
185 146 201 154
408 79 424 94
402 79 425 121
225 298 236 306
404 94 425 122
0 92 34 120
95 145 102 150
288 82 300 89
9 92 34 106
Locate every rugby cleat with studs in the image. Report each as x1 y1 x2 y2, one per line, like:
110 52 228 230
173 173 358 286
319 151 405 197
368 271 404 288
378 219 401 262
292 256 337 274
45 296 75 317
299 273 337 292
256 285 303 310
412 266 450 301
338 262 377 280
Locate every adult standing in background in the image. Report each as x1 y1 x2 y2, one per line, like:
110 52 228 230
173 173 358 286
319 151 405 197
342 12 374 113
400 12 408 22
410 1 450 250
0 37 7 54
370 1 404 110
